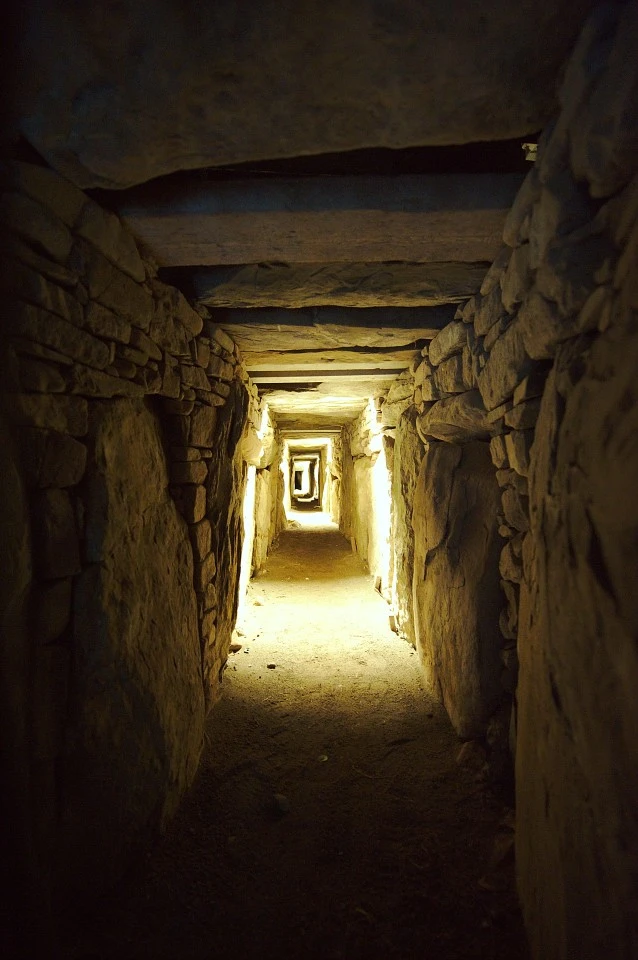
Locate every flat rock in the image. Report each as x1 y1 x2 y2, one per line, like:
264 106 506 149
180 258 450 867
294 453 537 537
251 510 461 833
15 0 595 188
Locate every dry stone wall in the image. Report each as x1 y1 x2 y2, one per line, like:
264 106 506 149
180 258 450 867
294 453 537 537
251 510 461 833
340 397 395 593
0 159 253 908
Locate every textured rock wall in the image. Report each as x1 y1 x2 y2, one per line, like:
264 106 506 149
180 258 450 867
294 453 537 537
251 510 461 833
340 399 394 591
390 408 424 646
412 442 503 737
465 6 637 957
0 159 252 908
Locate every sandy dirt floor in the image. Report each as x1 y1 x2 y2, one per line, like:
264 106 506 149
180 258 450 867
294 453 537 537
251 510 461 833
64 511 528 960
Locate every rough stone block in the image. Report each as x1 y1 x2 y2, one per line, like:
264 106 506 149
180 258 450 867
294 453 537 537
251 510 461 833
489 434 508 469
205 324 235 354
480 246 511 296
32 488 81 578
19 357 67 393
11 393 88 436
117 343 148 366
75 200 146 282
428 320 466 367
176 484 206 523
129 327 163 361
180 363 210 391
0 257 84 325
434 353 469 394
478 319 533 410
69 364 146 399
170 460 208 485
0 230 79 288
189 519 212 560
194 551 217 590
207 356 234 381
417 389 492 443
501 486 529 532
500 242 532 313
499 534 524 584
513 368 550 406
473 284 506 337
5 160 86 226
0 191 73 263
412 441 503 737
85 247 155 330
505 399 541 431
517 290 571 361
483 314 512 353
160 354 181 399
84 302 132 344
536 233 614 319
18 427 87 487
189 404 217 447
502 167 540 247
8 302 111 369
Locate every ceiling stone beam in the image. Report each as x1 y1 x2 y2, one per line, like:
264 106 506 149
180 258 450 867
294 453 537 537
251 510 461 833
117 174 523 266
251 368 405 384
243 348 421 370
215 305 455 352
191 261 489 308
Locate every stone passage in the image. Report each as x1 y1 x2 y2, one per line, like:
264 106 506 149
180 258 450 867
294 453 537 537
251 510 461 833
61 514 527 960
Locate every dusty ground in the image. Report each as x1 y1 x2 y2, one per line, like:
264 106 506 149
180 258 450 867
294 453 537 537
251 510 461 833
64 512 528 960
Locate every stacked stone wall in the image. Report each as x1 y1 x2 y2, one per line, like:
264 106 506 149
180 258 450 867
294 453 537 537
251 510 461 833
0 159 255 907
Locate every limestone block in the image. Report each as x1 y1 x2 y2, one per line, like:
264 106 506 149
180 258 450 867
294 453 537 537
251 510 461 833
18 428 86 488
129 327 163 362
528 169 596 270
0 258 84 326
207 356 234 381
175 484 206 524
428 320 466 367
0 230 79 288
69 364 146 399
194 389 225 408
84 247 155 331
500 243 532 313
205 325 235 354
32 489 80 578
568 1 638 198
133 366 162 394
10 393 88 437
480 246 512 296
516 269 638 959
496 469 528 497
0 191 73 263
180 363 210 391
499 534 524 584
390 408 424 646
159 354 181 400
434 353 470 394
75 200 145 282
417 390 492 443
19 357 66 394
483 314 512 353
32 577 73 644
420 375 444 403
517 290 575 360
413 441 503 737
189 404 218 447
170 461 208 485
194 551 217 591
473 284 506 337
189 519 212 560
538 232 614 325
211 380 231 399
489 435 508 469
196 341 211 369
502 167 541 248
4 160 86 227
8 303 111 369
478 319 533 410
513 368 550 405
505 399 541 431
501 486 529 532
71 399 204 888
84 302 132 345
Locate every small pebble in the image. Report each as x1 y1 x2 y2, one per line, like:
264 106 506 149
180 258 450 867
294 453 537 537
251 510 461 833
267 663 276 669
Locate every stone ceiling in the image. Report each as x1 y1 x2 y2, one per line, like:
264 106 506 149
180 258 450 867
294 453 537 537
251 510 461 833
11 0 596 432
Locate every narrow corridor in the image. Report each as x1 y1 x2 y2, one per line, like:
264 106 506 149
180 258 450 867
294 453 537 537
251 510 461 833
63 516 527 960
